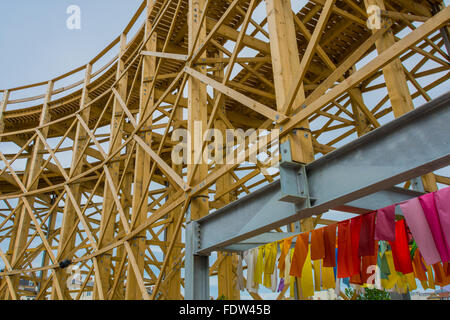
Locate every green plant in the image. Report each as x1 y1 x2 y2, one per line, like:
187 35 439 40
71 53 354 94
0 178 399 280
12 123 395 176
345 287 391 300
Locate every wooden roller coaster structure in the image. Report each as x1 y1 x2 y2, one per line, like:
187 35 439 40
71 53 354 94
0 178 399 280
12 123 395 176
0 0 449 300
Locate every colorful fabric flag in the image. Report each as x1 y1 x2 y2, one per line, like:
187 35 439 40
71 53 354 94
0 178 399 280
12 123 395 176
301 247 314 298
375 204 396 242
254 246 264 285
405 272 417 292
323 224 337 268
289 250 295 298
359 212 376 257
311 228 325 261
381 250 399 290
337 221 353 278
419 192 450 262
277 278 284 293
350 216 362 276
400 198 441 265
389 219 413 275
411 250 428 282
361 242 378 284
377 241 390 280
285 249 292 285
263 243 277 289
278 236 294 278
426 264 436 289
313 260 321 292
289 232 309 278
434 187 450 258
432 263 446 286
322 266 336 290
243 248 259 293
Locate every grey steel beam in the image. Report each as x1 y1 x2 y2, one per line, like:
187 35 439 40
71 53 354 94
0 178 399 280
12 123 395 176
185 218 210 300
222 232 299 253
198 184 425 254
335 186 424 214
196 92 450 255
220 187 424 253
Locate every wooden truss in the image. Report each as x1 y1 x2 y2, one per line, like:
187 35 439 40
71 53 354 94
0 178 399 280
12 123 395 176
0 0 449 300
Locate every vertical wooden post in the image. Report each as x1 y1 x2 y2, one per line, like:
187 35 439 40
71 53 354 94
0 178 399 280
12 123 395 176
53 64 92 300
265 0 314 165
38 196 58 296
438 1 450 55
265 0 318 299
364 0 416 117
0 90 11 299
95 33 129 299
111 142 133 299
214 55 240 300
364 0 437 192
349 67 372 136
125 3 156 299
188 0 209 221
165 104 184 300
0 90 9 143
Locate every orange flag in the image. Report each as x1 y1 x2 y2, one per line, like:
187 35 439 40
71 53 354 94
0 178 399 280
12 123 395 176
278 236 294 276
311 228 325 261
412 250 428 282
323 224 337 267
337 220 353 278
290 232 310 278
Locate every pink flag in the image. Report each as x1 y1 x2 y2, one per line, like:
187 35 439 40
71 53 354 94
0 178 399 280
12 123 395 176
374 204 396 242
435 187 450 257
400 198 441 265
419 193 450 263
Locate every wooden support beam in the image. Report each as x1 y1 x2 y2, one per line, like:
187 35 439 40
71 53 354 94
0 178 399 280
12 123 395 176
0 90 9 143
95 33 129 300
53 64 93 300
126 3 157 298
184 66 285 123
141 51 188 61
364 0 439 192
9 80 54 297
266 0 322 300
213 53 240 300
188 0 209 222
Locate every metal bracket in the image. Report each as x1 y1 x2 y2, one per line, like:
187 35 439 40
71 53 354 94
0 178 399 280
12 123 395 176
189 220 210 257
279 140 315 207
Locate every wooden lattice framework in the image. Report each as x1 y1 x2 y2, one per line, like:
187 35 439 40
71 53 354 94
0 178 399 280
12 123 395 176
0 0 449 300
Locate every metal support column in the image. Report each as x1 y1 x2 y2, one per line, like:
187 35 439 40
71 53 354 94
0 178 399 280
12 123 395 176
185 208 210 300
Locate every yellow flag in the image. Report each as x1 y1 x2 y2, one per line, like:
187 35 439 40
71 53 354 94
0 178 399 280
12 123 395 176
322 266 336 290
300 246 315 298
313 260 321 292
254 246 264 285
381 251 399 290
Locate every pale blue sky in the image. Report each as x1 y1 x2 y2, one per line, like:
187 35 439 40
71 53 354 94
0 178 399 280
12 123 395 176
0 0 142 90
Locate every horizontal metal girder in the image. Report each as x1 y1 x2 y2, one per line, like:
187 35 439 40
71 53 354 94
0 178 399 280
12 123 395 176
221 232 299 252
335 186 424 214
220 187 424 252
195 92 450 255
